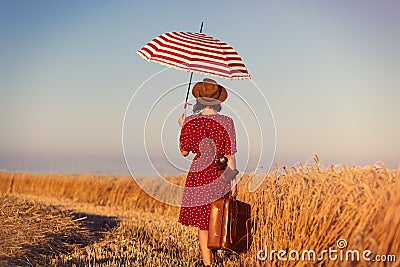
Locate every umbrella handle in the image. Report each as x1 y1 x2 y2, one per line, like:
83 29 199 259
184 71 194 115
183 103 187 116
183 101 192 116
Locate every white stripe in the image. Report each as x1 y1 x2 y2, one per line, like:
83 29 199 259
148 52 230 71
146 40 242 63
162 33 237 53
139 47 248 72
156 37 237 56
148 40 235 60
150 55 231 72
177 32 235 50
160 34 238 56
143 46 244 66
166 33 220 48
146 51 247 71
170 32 221 47
150 58 232 77
152 57 250 78
149 54 248 74
137 50 151 60
137 32 251 79
187 60 248 72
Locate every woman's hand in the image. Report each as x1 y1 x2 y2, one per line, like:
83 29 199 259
178 113 186 127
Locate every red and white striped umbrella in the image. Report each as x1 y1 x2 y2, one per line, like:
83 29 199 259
137 31 251 80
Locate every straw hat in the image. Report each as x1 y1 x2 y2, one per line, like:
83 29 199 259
192 78 227 105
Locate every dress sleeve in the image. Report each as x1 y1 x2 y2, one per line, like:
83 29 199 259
179 120 191 152
224 117 237 155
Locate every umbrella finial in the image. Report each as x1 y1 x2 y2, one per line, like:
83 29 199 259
200 22 204 33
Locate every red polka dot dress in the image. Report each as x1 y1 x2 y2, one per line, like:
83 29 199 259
178 113 237 230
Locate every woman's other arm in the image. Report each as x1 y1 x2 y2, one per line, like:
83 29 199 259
226 154 236 170
226 155 238 197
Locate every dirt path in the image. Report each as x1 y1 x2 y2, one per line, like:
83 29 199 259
11 193 135 219
5 193 202 266
10 192 176 242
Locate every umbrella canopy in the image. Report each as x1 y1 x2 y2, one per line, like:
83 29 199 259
137 31 251 79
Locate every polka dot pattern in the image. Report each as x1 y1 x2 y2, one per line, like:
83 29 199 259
178 113 237 230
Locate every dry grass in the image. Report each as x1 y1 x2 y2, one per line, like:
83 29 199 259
244 161 400 266
0 173 183 217
0 194 92 266
0 159 399 266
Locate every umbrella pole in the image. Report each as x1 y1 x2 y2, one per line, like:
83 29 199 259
183 72 194 114
183 22 204 115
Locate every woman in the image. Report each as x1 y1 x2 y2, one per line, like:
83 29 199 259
177 78 238 267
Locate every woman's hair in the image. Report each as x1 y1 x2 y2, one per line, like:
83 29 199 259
192 100 222 114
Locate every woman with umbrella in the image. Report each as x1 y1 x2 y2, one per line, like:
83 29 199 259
137 27 250 265
178 78 239 267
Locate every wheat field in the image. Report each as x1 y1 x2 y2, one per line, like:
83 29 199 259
1 158 399 266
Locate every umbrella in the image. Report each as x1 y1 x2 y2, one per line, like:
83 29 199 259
136 22 251 112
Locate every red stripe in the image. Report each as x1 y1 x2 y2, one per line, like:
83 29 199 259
150 53 231 70
149 54 230 74
155 60 232 78
165 32 224 50
147 50 246 70
175 32 215 43
148 47 222 65
175 32 218 45
148 53 249 76
137 48 152 59
153 37 245 62
140 45 156 58
188 65 230 75
141 45 248 70
156 33 244 60
143 32 241 55
188 63 249 76
140 45 248 70
188 63 244 75
157 35 228 56
227 62 247 68
150 39 241 62
137 54 250 78
160 36 223 55
153 37 225 57
137 32 251 78
165 32 215 47
146 41 238 61
159 57 250 78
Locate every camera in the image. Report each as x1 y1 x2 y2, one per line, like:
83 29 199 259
214 154 228 171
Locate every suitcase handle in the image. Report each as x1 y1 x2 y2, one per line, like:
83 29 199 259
224 190 236 200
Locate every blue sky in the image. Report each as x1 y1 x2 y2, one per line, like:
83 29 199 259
1 1 399 174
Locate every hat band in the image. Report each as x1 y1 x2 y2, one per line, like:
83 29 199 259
198 85 222 103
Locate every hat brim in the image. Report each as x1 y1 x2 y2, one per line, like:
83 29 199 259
192 82 228 105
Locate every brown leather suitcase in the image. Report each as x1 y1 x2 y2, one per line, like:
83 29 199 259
208 195 252 253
